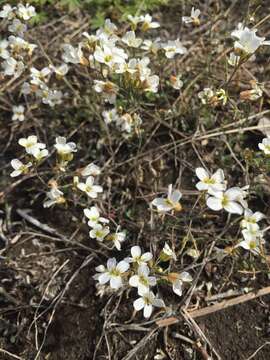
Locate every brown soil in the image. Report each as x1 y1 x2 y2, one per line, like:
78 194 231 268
200 297 270 360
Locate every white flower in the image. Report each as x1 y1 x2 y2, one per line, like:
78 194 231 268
81 163 101 177
167 272 193 297
2 57 24 77
50 63 69 77
195 167 226 193
0 40 10 59
30 67 51 86
89 224 110 241
94 44 128 68
0 4 15 19
134 57 151 81
126 246 153 266
141 39 161 54
82 32 98 46
84 206 109 228
54 136 77 156
45 90 63 107
206 188 244 215
258 137 270 154
182 7 201 25
43 188 65 208
170 75 183 90
93 80 118 104
241 209 265 231
240 82 263 101
107 230 126 250
18 135 46 156
21 82 31 95
230 186 249 209
62 44 84 64
143 75 159 93
133 289 165 318
98 18 118 36
77 176 103 198
198 87 214 104
162 243 177 261
94 257 129 289
237 229 262 255
116 113 142 133
140 14 160 31
8 19 27 37
8 35 27 52
10 159 32 177
12 105 25 122
122 31 142 48
36 85 63 107
127 15 141 27
17 3 36 20
115 60 138 75
32 148 48 161
152 184 182 213
129 265 156 293
231 24 270 55
24 41 37 56
102 108 119 124
162 39 187 59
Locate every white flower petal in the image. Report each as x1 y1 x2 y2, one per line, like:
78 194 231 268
206 197 223 211
195 167 209 181
170 190 182 203
196 181 209 191
107 257 116 270
110 276 122 289
153 298 165 308
99 273 110 285
129 275 139 287
141 252 152 262
143 304 153 318
173 280 183 297
180 272 192 282
212 169 224 183
133 297 145 311
131 245 141 258
117 260 129 273
224 201 243 215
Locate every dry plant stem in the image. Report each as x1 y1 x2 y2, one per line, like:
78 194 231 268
246 342 270 360
182 309 221 360
114 110 270 170
188 285 270 319
17 209 62 236
0 349 24 360
16 211 105 259
156 286 270 329
122 327 160 360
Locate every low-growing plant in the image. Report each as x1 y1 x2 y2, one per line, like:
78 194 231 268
1 2 270 356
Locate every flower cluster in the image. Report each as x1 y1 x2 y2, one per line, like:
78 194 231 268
58 15 187 134
238 209 265 254
6 4 270 322
94 244 192 318
195 167 266 254
0 3 36 78
0 3 65 108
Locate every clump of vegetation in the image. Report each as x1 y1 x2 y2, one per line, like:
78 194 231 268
1 1 270 358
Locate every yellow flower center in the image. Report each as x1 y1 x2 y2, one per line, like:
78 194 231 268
221 195 229 207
